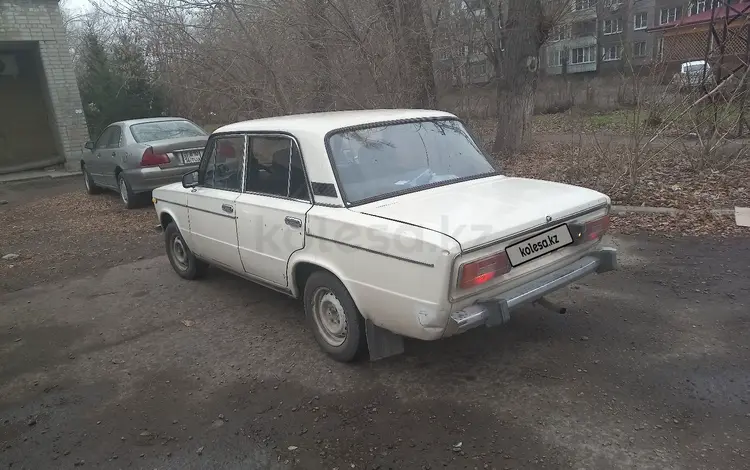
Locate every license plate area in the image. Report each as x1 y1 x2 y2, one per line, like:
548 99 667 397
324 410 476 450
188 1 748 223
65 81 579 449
181 151 202 164
506 224 574 267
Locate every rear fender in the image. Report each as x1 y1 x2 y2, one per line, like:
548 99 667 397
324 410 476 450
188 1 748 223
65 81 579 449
286 252 368 319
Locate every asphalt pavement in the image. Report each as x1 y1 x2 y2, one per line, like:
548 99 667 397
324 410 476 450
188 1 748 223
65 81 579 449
1 180 749 469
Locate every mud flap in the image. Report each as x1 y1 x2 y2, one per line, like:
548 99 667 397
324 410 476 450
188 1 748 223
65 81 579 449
365 319 405 361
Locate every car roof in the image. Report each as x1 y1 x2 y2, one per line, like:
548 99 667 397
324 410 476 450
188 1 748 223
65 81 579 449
117 117 195 126
214 109 458 136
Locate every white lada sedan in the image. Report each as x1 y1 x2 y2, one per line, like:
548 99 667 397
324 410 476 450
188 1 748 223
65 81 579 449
152 109 617 362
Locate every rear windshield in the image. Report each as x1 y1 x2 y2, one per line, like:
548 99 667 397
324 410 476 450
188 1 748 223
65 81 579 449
130 120 207 143
327 119 495 204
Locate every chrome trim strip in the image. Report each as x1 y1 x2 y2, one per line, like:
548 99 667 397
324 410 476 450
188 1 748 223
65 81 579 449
159 200 235 219
197 257 294 296
306 233 434 268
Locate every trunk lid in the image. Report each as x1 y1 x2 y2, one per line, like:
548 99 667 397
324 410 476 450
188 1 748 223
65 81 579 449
353 175 609 251
150 137 209 167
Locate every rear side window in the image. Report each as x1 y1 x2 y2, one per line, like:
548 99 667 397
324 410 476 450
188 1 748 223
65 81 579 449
130 120 207 143
246 136 309 200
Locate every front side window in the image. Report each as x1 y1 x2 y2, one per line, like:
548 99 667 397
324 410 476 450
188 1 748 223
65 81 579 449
246 136 309 200
107 126 122 148
327 119 495 204
94 127 115 149
199 135 244 192
130 120 207 143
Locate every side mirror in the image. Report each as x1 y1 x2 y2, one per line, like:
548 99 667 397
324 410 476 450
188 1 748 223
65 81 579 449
84 141 94 151
182 169 199 188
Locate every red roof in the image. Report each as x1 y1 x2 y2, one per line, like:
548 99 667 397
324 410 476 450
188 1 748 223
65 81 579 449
649 1 750 31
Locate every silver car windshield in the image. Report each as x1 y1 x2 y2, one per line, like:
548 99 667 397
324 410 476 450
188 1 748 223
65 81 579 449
327 119 495 204
130 120 207 143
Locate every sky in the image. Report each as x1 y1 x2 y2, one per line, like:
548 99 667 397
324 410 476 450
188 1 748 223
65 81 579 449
61 0 95 16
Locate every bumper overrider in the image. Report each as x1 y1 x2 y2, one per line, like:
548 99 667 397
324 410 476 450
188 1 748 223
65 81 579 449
446 247 617 336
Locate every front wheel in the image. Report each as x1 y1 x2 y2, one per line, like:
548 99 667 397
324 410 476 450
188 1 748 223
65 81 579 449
165 222 208 280
303 271 366 362
82 164 101 195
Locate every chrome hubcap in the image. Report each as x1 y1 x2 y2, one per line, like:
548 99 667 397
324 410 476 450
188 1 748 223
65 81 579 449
171 235 189 271
84 172 90 191
119 179 128 203
312 288 347 347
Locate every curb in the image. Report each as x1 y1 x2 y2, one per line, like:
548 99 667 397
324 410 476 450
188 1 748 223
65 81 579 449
0 171 82 184
611 205 735 216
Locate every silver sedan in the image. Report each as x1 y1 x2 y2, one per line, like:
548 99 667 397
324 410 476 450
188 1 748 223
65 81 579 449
81 117 209 208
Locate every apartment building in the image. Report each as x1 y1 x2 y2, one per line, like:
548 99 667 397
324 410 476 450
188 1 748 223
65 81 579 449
543 0 599 75
541 0 667 76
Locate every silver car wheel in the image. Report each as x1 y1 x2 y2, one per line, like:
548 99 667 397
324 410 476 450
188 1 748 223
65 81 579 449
171 235 189 271
84 172 90 191
311 288 348 347
119 178 129 204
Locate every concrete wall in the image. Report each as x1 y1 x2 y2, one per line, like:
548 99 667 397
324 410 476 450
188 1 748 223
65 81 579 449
0 0 89 172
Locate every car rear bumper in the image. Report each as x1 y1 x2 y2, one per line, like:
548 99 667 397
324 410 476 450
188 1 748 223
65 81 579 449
123 165 198 193
444 247 617 336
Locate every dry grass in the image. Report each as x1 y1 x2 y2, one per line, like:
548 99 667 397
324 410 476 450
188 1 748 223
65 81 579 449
497 141 750 238
0 191 161 292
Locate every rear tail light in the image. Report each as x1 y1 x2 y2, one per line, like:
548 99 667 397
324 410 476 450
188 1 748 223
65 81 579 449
458 251 511 290
584 215 610 241
140 147 170 167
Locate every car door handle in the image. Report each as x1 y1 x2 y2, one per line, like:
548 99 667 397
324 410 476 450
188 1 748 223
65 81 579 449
221 204 234 214
111 152 116 157
285 216 302 228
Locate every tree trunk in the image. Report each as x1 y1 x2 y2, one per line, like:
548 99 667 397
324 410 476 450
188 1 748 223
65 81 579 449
401 0 437 108
493 0 545 156
377 0 436 108
305 0 332 111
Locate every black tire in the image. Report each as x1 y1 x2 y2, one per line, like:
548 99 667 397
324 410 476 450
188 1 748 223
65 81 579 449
303 271 367 362
82 164 101 195
117 173 144 209
165 222 209 280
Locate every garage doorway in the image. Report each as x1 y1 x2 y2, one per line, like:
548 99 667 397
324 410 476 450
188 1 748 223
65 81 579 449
0 42 62 173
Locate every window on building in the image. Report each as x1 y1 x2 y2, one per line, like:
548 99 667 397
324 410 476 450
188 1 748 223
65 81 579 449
550 24 571 41
634 12 648 30
633 41 648 57
570 46 596 64
602 45 622 61
689 0 718 15
602 18 624 35
660 7 682 25
573 19 598 37
656 37 665 60
573 0 595 11
547 49 565 67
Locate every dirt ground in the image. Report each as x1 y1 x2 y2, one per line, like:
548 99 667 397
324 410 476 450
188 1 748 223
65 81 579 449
1 178 749 469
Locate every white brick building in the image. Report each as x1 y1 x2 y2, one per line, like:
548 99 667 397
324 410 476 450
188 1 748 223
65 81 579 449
0 0 88 173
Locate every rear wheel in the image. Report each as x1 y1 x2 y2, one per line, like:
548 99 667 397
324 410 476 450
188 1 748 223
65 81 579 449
82 164 101 195
303 271 366 362
117 173 147 209
165 222 208 280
